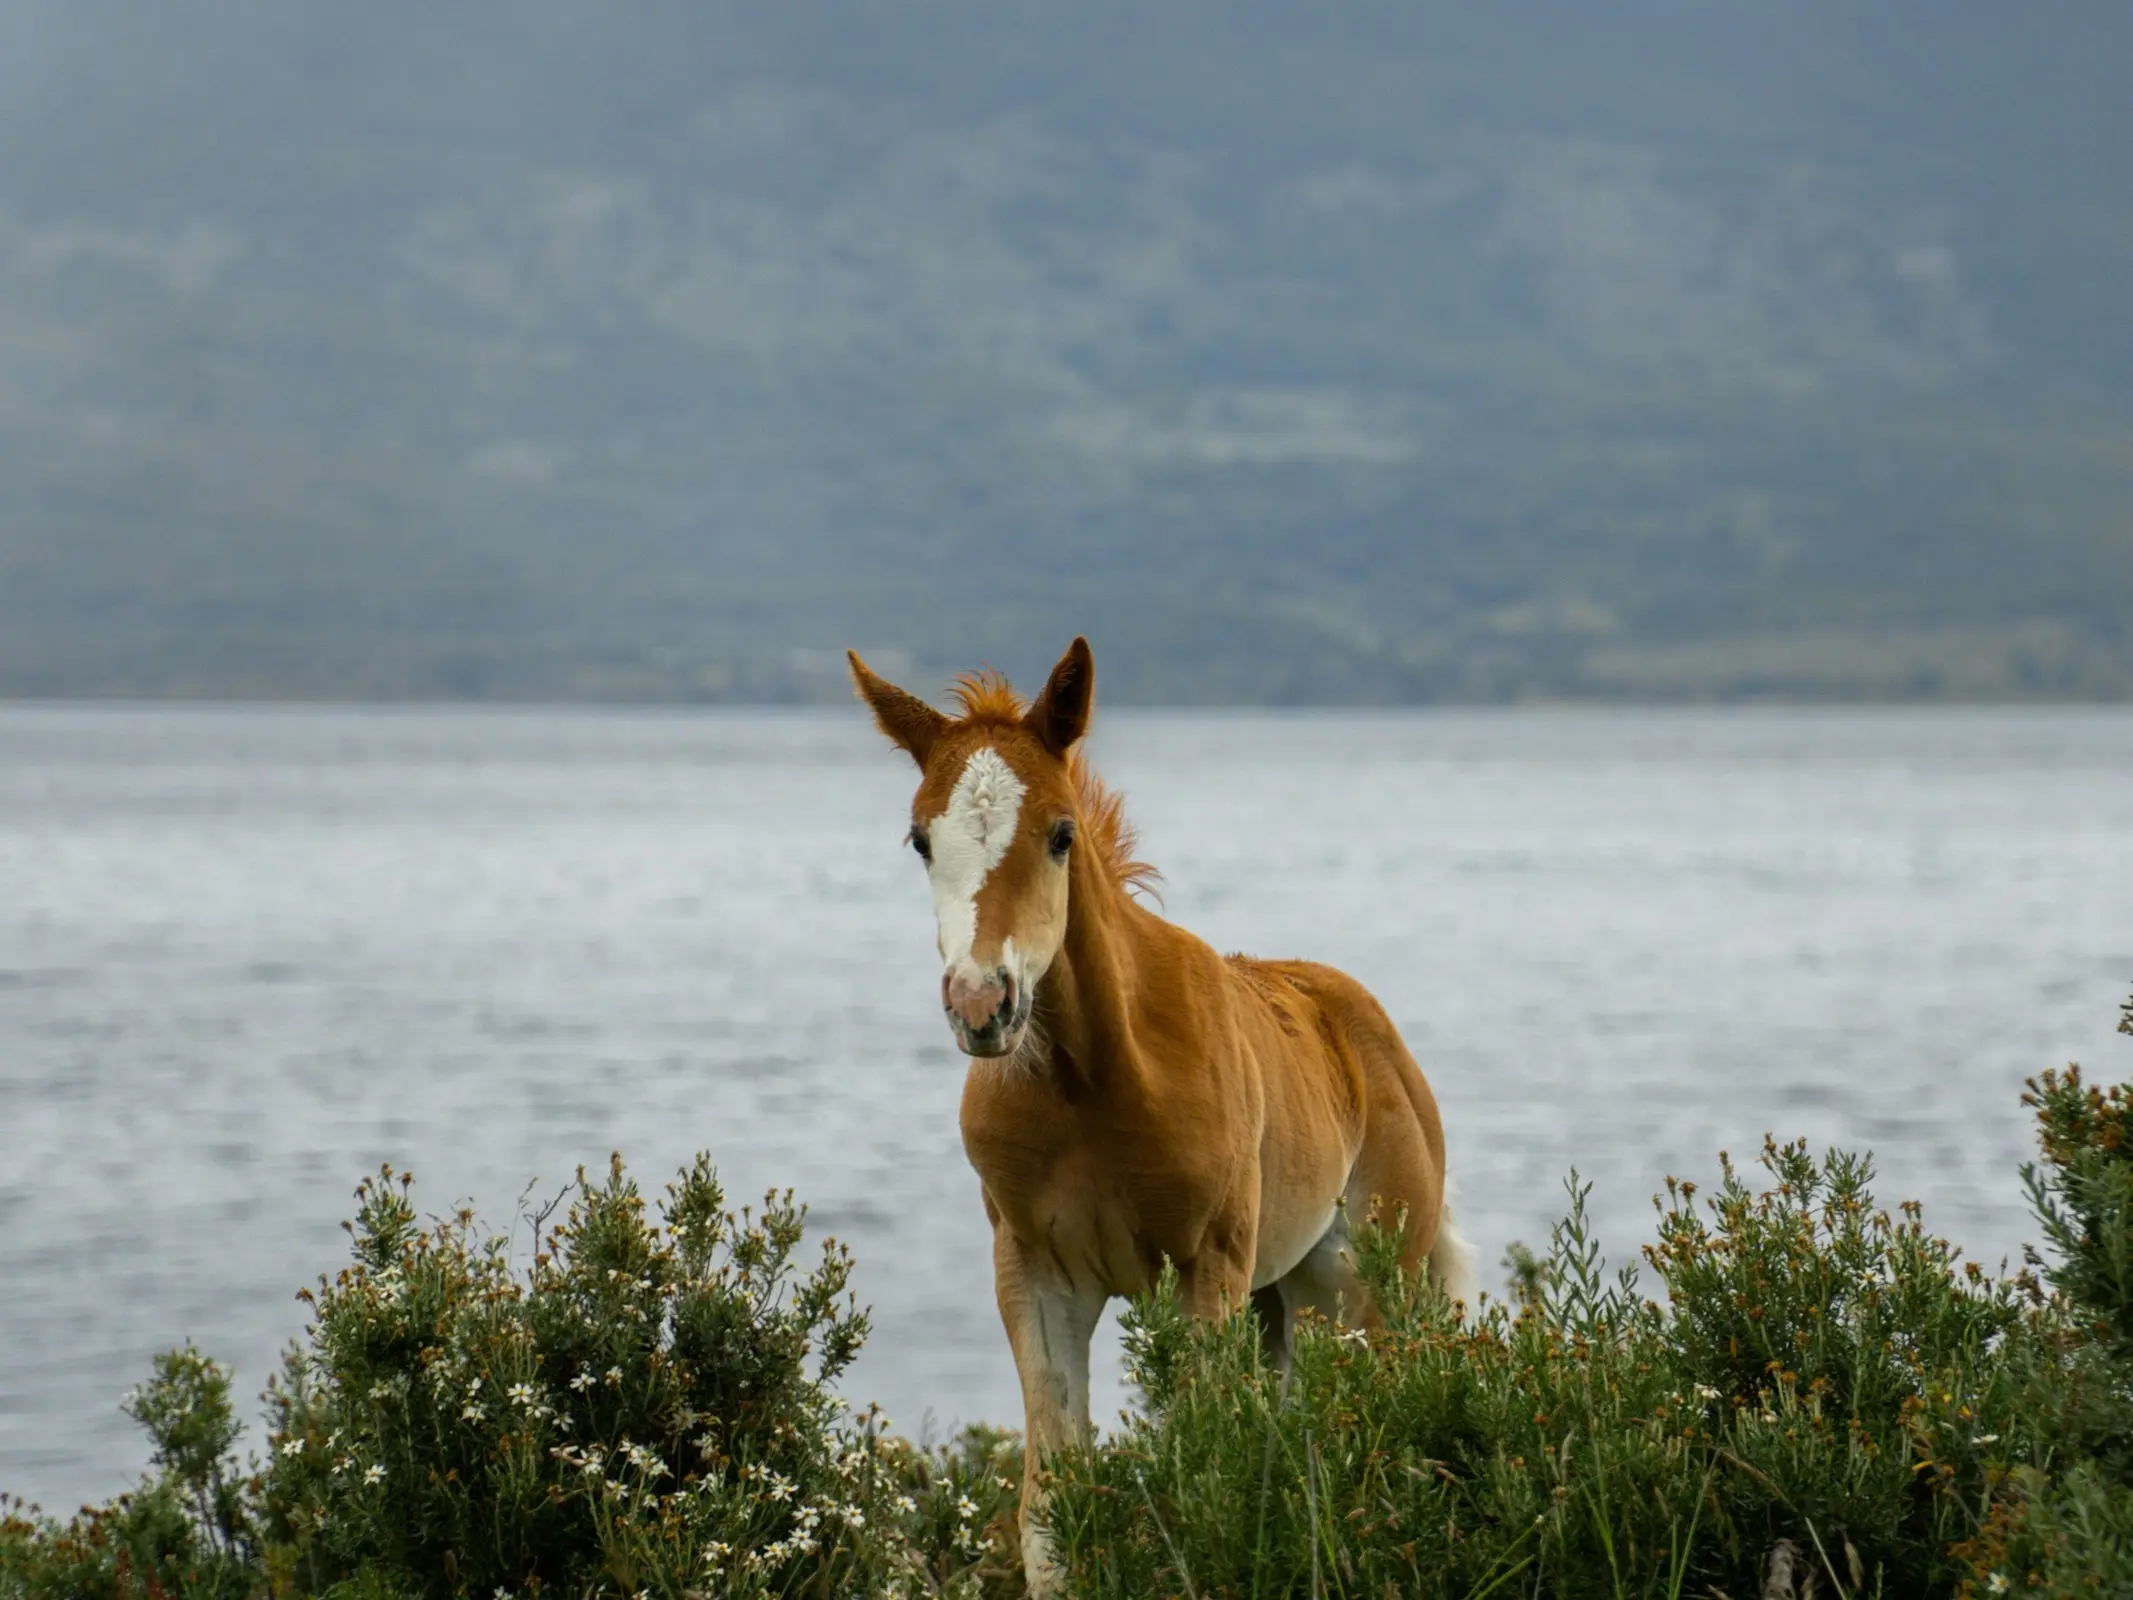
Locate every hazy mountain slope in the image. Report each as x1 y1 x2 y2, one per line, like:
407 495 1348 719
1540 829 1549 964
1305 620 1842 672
1 1 2128 702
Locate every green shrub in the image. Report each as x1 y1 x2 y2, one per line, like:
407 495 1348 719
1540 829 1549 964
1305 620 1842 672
14 992 2133 1596
1 1345 256 1600
251 1154 939 1596
875 1426 1025 1600
1043 992 2133 1599
1046 1142 2043 1598
1951 994 2133 1594
128 1343 253 1562
4 1156 1026 1600
2023 1027 2133 1367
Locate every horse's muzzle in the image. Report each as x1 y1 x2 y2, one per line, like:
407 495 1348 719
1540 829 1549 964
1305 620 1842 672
944 967 1027 1058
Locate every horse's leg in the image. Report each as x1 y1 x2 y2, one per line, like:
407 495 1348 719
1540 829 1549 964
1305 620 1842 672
1277 1205 1374 1332
1173 1202 1259 1328
1249 1283 1292 1373
993 1228 1104 1599
1283 1117 1462 1333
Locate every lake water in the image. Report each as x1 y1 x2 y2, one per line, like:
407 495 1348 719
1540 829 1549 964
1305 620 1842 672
2 705 2130 1511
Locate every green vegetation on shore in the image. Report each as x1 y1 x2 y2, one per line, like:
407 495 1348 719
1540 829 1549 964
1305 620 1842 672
7 994 2132 1596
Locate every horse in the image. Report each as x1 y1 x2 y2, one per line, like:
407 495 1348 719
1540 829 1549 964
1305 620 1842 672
848 636 1471 1595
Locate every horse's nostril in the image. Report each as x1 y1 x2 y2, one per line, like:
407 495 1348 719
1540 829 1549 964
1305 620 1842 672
945 968 1012 1030
999 971 1016 1016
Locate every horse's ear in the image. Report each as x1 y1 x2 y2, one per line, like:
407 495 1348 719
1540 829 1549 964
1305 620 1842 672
1024 636 1095 756
848 651 947 766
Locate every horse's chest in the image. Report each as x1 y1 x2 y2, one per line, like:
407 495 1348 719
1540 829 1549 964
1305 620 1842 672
964 1119 1219 1296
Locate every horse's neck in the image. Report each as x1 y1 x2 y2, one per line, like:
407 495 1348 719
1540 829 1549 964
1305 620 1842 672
1035 848 1153 1094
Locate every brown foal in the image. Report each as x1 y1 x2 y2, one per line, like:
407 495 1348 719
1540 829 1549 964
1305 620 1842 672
850 637 1470 1594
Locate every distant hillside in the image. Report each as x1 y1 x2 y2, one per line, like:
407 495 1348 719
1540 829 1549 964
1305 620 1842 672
2 1 2129 703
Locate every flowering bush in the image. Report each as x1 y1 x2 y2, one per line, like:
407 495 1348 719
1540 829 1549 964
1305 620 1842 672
0 1346 257 1600
2 1154 1025 1600
11 994 2133 1595
1045 1152 2042 1597
1950 994 2133 1593
873 1426 1024 1600
1041 994 2133 1598
252 1153 933 1596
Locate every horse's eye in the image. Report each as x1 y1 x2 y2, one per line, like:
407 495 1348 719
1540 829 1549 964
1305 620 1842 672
1048 819 1076 859
910 829 932 863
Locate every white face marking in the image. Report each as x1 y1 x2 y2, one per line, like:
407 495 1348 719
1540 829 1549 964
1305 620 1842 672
927 746 1025 974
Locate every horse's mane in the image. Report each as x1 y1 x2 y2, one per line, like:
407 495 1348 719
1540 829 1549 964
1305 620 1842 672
950 670 1162 902
948 669 1026 726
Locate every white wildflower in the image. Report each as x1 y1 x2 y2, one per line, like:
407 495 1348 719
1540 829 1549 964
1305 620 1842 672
894 1494 917 1514
1987 1577 2008 1595
1694 1384 1722 1402
278 1436 306 1457
569 1372 595 1392
363 1464 386 1486
956 1493 979 1520
842 1506 866 1529
605 1365 623 1385
507 1382 534 1406
1975 1432 2000 1445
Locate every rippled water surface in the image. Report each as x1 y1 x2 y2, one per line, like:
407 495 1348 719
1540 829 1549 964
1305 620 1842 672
3 705 2130 1508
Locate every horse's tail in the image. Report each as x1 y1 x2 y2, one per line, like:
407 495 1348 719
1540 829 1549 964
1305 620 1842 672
1429 1176 1478 1312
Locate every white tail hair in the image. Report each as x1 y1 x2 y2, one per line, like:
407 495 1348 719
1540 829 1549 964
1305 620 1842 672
1428 1176 1478 1313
